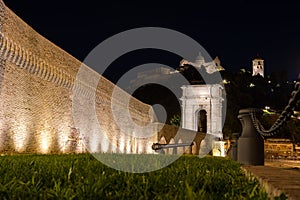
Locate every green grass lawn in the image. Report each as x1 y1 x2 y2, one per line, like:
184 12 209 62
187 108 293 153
0 154 271 199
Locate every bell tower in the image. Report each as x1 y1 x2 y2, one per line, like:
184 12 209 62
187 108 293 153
252 55 264 77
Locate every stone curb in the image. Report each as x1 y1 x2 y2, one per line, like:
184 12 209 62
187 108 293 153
241 166 287 199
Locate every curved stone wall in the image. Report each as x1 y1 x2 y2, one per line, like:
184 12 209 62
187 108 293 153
0 0 155 154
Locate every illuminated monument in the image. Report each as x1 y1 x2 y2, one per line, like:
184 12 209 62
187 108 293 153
180 84 224 138
252 55 264 77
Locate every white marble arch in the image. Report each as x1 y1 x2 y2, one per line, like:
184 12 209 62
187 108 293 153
180 84 224 138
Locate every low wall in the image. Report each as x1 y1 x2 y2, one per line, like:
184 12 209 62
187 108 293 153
154 123 207 155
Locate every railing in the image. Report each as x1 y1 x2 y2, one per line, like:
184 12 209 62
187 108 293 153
152 143 193 152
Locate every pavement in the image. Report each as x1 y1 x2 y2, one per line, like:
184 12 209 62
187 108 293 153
243 159 300 200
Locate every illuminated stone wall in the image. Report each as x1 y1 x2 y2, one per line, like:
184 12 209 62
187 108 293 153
0 0 155 154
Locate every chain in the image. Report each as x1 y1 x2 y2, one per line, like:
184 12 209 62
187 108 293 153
251 78 300 137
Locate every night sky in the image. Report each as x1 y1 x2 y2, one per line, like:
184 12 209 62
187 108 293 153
3 0 300 81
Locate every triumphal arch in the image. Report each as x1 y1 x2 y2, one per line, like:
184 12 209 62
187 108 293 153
181 84 224 138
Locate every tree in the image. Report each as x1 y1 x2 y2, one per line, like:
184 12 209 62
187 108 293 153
286 119 300 145
170 114 181 127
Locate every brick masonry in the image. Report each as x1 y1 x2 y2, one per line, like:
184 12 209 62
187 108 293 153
0 0 156 154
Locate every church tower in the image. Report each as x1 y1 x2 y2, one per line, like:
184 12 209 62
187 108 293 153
252 55 264 77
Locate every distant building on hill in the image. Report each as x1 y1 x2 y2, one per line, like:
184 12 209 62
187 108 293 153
179 53 225 74
252 55 264 77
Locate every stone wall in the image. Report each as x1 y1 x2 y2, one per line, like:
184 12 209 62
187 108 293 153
0 0 156 154
154 123 207 155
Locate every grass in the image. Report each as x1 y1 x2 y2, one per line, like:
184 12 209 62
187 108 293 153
0 154 275 199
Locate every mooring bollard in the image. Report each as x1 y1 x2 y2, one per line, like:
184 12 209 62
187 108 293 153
237 108 264 165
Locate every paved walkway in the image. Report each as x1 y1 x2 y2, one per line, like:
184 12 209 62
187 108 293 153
243 160 300 199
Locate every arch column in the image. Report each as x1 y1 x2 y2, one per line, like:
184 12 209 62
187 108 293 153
210 98 223 138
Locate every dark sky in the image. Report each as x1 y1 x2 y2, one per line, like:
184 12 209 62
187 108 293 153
3 0 300 81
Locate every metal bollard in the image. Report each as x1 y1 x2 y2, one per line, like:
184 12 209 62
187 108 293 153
237 108 264 165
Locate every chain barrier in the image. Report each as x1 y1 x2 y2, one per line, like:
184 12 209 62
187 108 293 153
251 76 300 137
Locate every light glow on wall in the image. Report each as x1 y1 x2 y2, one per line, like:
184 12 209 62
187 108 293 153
119 134 125 153
39 130 51 154
133 138 138 153
126 138 131 154
101 136 109 153
89 132 99 153
110 136 117 153
59 126 70 152
137 140 146 154
146 141 153 154
12 124 28 152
